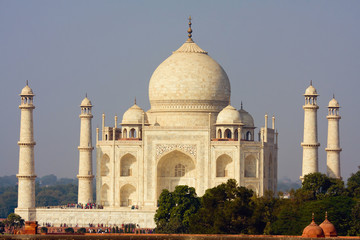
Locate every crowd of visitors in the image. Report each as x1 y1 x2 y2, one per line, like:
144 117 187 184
66 203 103 209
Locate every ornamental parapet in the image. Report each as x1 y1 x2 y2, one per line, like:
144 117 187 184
301 142 320 147
16 174 37 179
77 174 94 179
18 141 36 146
325 147 342 152
78 146 94 150
19 105 35 109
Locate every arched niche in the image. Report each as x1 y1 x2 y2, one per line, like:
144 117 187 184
156 150 196 198
120 184 136 207
101 154 110 176
224 129 232 139
216 154 233 177
217 129 222 138
120 153 136 176
130 128 136 138
245 155 257 177
101 183 109 206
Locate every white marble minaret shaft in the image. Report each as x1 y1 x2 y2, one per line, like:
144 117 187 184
17 82 37 214
77 96 94 204
301 83 320 180
326 97 342 178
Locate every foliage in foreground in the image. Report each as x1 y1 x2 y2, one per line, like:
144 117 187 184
155 169 360 236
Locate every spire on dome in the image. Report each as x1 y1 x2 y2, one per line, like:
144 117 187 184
241 101 243 110
310 80 313 86
134 97 137 105
26 80 28 86
187 16 193 41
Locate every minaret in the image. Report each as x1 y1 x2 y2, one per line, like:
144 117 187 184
16 81 36 220
301 82 320 180
77 95 94 204
326 96 342 179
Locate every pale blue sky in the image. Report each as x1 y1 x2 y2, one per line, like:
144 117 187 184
1 0 359 182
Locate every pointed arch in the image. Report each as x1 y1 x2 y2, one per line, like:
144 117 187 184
101 183 109 206
216 154 233 177
224 129 232 139
234 129 239 140
246 131 252 141
157 150 196 198
120 153 136 176
217 129 222 138
120 184 136 207
130 128 136 138
245 155 257 177
123 129 127 138
101 154 110 176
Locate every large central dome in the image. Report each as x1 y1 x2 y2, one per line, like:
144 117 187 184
148 39 231 113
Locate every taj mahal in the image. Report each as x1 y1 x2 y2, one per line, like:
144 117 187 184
14 19 341 229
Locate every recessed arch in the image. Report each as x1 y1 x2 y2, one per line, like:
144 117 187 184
120 184 136 207
123 128 127 138
157 150 196 198
216 154 233 177
245 155 257 177
101 183 109 206
217 129 222 138
120 153 136 176
129 128 136 138
224 129 232 139
101 154 110 176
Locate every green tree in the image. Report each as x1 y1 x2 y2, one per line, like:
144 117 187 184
347 166 360 198
3 213 24 230
154 185 200 233
251 190 280 234
270 200 302 235
190 179 254 234
302 172 332 199
348 201 360 236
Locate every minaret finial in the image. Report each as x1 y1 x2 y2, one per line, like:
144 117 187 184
241 101 243 110
134 97 137 105
26 80 28 86
187 16 193 41
333 93 335 99
310 80 313 86
85 93 87 98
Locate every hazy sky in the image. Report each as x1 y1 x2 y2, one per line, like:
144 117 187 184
1 0 359 182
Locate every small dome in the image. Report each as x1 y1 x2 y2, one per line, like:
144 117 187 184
319 213 337 237
122 104 148 124
238 107 254 127
216 105 241 124
302 215 325 238
304 84 318 95
328 97 339 108
20 84 34 96
80 97 92 107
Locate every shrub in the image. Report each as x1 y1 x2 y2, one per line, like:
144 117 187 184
64 227 74 233
40 227 48 233
77 227 86 233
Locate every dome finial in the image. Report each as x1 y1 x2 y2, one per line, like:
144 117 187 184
310 80 313 86
241 101 243 110
333 93 335 99
85 93 87 98
134 97 137 105
325 211 328 220
312 212 315 221
187 16 193 41
26 80 28 86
